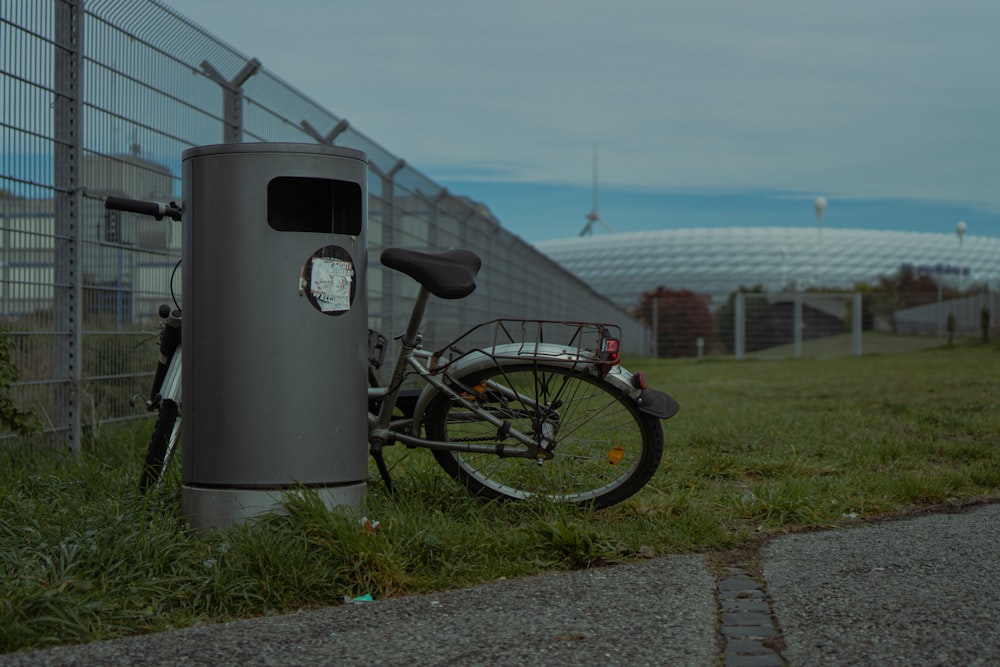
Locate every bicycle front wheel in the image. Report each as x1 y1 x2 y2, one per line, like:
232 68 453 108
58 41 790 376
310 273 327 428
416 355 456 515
426 363 664 508
139 399 180 494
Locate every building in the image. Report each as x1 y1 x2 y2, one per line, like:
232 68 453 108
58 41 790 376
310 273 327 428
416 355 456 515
535 227 1000 311
1 151 180 322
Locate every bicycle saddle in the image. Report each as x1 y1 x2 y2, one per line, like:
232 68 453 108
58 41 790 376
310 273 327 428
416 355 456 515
380 248 482 300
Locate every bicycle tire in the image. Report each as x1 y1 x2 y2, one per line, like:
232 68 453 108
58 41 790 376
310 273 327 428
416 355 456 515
426 362 664 509
139 399 180 494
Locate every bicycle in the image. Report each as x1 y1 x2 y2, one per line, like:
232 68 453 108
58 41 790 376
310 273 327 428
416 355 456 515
105 196 184 493
106 196 679 509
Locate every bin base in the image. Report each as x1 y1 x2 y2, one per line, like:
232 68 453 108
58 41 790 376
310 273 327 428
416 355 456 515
181 482 366 531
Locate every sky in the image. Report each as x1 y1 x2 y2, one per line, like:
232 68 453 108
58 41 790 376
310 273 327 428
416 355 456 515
164 0 1000 243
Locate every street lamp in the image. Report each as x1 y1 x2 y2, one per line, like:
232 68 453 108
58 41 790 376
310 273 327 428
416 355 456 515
814 196 827 287
956 220 967 291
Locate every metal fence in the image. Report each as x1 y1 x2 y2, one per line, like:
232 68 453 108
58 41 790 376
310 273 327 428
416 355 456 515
739 290 999 359
640 289 998 361
0 0 648 448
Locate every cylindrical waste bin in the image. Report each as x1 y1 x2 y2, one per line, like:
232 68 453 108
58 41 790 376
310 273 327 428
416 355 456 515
180 143 368 530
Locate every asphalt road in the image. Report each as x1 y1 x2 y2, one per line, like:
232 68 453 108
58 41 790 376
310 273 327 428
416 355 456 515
3 502 998 666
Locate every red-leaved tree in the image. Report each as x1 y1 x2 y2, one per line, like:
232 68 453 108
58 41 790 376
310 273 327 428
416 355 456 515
633 287 714 358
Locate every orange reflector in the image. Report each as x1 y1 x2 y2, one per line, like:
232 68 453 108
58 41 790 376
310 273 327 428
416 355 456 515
461 382 488 401
607 446 625 465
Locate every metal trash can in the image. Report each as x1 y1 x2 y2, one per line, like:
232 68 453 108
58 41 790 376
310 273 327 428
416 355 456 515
180 143 368 529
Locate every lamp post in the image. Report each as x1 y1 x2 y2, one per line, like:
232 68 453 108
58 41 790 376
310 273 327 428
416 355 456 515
956 220 967 292
814 196 827 287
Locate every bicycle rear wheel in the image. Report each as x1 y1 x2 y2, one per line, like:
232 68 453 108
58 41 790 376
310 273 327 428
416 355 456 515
139 399 180 494
426 363 664 508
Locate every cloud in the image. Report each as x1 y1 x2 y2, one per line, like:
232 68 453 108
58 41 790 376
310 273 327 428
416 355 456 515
167 0 1000 214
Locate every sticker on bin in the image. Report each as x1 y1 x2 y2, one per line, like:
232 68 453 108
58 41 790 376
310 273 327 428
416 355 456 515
300 245 356 315
310 258 352 311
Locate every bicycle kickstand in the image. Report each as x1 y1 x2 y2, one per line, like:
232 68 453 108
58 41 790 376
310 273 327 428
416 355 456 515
369 444 396 496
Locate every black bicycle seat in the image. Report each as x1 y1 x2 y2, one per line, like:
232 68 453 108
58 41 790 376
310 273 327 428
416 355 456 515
380 248 481 300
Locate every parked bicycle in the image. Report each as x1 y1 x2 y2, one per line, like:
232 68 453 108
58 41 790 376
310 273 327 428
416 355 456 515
106 196 678 509
105 197 184 493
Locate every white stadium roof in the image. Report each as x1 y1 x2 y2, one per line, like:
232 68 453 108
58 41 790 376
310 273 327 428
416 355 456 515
535 227 1000 310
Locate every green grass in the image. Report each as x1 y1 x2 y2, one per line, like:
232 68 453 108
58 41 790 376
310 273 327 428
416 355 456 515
746 330 943 359
3 342 999 653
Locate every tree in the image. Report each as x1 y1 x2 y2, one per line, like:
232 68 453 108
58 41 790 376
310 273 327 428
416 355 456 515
633 287 714 358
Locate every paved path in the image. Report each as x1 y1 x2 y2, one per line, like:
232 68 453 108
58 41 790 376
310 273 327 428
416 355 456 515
3 502 999 666
762 503 1000 666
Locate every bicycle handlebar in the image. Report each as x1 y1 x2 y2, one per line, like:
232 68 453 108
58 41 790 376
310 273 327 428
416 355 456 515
104 196 182 222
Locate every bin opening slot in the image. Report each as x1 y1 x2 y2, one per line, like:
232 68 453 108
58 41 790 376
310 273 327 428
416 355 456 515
267 176 363 235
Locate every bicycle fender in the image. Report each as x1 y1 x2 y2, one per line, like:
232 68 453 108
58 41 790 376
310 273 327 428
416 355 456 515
606 364 679 419
635 386 680 420
598 361 679 420
411 343 676 433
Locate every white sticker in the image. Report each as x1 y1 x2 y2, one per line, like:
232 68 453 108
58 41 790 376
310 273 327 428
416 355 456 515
309 257 354 312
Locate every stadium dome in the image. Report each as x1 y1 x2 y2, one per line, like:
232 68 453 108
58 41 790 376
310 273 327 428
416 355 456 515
535 227 1000 310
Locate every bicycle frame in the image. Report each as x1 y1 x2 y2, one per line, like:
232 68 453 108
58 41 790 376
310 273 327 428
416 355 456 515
369 349 547 456
365 282 672 464
367 287 545 459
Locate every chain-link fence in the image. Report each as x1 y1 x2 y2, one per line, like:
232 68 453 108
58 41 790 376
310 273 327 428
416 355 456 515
1 0 649 448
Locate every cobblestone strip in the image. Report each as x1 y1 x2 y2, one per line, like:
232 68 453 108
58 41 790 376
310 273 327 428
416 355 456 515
717 567 785 667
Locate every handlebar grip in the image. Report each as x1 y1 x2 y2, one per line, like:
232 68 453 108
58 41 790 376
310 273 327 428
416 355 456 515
104 196 182 221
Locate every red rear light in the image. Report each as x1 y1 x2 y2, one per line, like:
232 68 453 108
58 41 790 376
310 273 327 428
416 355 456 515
600 337 620 366
596 337 621 377
632 370 648 389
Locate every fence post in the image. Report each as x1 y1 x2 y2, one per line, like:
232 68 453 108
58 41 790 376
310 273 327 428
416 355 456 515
852 293 863 356
793 294 803 358
734 292 745 360
422 188 448 251
301 118 350 146
651 295 658 359
371 160 406 337
414 188 449 345
454 206 477 330
201 58 261 143
53 0 84 453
